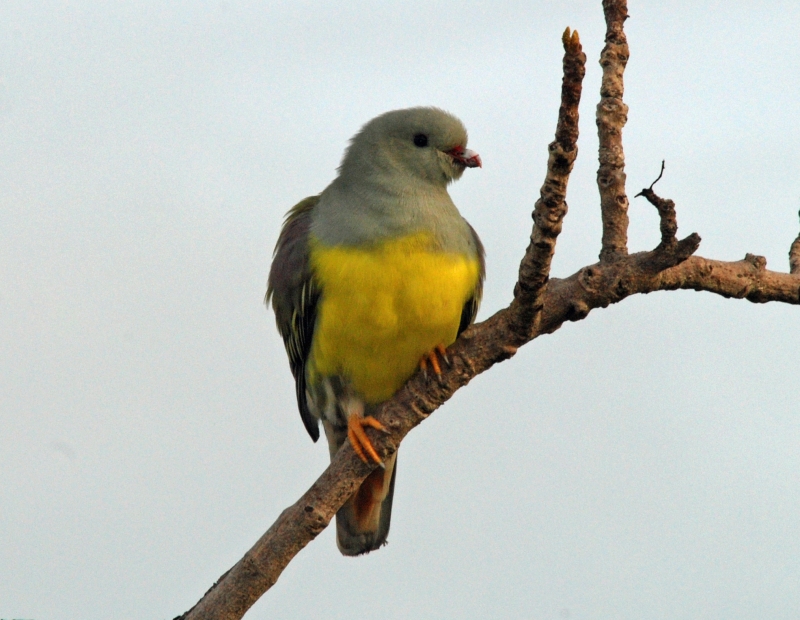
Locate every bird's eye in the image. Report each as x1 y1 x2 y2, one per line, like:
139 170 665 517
413 134 428 148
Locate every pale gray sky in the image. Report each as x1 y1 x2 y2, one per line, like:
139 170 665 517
2 1 799 619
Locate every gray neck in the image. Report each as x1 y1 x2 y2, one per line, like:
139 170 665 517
311 171 476 255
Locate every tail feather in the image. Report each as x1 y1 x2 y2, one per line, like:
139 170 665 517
336 452 397 556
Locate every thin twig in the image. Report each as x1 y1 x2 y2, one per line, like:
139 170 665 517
640 159 666 192
635 161 681 251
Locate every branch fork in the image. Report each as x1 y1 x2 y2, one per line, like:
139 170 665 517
177 3 799 617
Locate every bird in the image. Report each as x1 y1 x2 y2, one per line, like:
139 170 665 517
266 107 484 556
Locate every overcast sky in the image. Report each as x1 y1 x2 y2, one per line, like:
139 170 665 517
2 1 799 619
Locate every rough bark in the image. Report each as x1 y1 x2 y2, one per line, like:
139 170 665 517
790 210 800 275
175 3 799 618
597 0 630 261
512 27 586 342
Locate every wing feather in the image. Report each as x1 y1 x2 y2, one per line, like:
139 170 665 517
457 221 485 336
266 196 320 441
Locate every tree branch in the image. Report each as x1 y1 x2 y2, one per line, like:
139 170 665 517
635 161 677 248
597 0 630 261
512 27 586 341
790 210 800 275
176 2 800 618
634 163 701 270
541 254 799 337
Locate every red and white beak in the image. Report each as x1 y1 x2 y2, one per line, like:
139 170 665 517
446 145 482 168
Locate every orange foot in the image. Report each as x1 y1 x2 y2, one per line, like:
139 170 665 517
419 343 450 376
348 414 387 466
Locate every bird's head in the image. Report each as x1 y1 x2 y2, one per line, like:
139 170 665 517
339 107 481 188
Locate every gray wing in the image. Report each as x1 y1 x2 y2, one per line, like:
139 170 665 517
266 196 321 442
457 221 485 336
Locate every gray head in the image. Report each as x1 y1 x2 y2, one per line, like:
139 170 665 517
313 107 481 250
337 107 481 188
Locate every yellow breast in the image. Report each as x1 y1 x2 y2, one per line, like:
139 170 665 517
308 231 480 403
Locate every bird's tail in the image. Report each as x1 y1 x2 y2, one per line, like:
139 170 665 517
336 451 397 556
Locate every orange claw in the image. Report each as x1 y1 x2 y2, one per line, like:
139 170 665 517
419 343 449 376
348 414 387 466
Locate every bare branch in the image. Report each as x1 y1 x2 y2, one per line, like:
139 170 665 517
541 254 799 337
790 210 800 274
641 159 666 191
635 162 680 249
597 0 630 261
634 161 699 263
513 27 586 340
176 6 800 619
175 438 378 620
